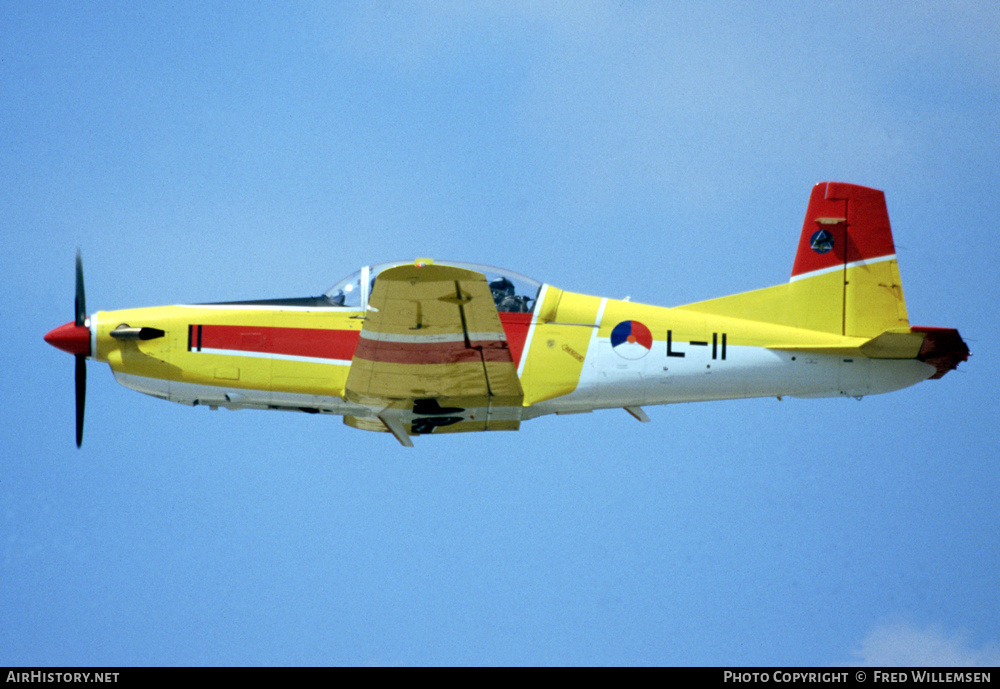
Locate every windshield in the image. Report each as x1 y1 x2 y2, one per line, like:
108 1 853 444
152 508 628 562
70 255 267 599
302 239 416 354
325 261 542 313
325 269 365 308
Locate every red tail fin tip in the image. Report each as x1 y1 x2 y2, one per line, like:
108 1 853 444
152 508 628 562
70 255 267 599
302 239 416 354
791 182 896 280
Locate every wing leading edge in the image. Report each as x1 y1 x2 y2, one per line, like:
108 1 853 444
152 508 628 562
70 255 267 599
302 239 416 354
344 264 524 444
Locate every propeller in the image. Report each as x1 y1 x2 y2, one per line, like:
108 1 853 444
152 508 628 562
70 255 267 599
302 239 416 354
44 250 91 447
75 347 86 447
74 250 86 447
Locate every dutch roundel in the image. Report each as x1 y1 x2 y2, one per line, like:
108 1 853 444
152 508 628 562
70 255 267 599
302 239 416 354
610 320 653 359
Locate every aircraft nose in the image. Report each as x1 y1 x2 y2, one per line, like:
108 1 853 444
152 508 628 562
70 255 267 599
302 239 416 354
44 321 92 356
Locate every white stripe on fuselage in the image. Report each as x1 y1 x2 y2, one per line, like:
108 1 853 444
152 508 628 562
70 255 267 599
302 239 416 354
517 284 549 379
175 303 357 312
196 347 352 367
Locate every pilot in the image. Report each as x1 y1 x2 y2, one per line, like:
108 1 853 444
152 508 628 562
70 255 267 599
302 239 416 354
328 290 346 307
490 277 515 309
491 277 533 313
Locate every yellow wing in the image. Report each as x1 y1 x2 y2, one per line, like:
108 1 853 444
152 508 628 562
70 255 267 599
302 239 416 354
344 263 523 443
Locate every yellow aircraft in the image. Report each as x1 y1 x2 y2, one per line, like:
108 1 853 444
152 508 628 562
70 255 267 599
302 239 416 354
46 182 968 447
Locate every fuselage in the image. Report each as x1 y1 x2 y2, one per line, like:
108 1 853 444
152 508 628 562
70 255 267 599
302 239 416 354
85 280 936 427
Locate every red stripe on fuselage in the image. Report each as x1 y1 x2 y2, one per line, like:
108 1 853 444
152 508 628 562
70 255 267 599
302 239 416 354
195 325 360 361
190 313 531 367
499 312 532 366
353 337 514 365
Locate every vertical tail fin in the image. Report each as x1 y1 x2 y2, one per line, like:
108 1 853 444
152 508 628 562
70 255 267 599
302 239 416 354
679 182 910 337
679 182 967 377
789 182 909 337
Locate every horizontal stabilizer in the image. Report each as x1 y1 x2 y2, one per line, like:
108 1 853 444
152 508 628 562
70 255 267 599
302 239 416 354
768 327 968 378
767 330 923 358
765 333 917 358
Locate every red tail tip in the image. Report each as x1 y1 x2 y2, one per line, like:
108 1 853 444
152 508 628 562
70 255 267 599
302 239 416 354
791 182 896 279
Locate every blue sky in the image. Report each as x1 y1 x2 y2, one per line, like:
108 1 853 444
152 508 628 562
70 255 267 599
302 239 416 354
3 1 998 666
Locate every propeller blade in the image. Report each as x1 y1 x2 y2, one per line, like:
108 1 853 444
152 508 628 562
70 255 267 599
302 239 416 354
75 250 86 327
75 251 87 447
75 353 86 448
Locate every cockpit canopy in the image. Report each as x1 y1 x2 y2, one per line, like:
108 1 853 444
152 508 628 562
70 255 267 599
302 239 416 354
325 260 542 313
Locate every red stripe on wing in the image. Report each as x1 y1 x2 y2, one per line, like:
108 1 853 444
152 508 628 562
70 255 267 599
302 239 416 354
353 337 514 365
